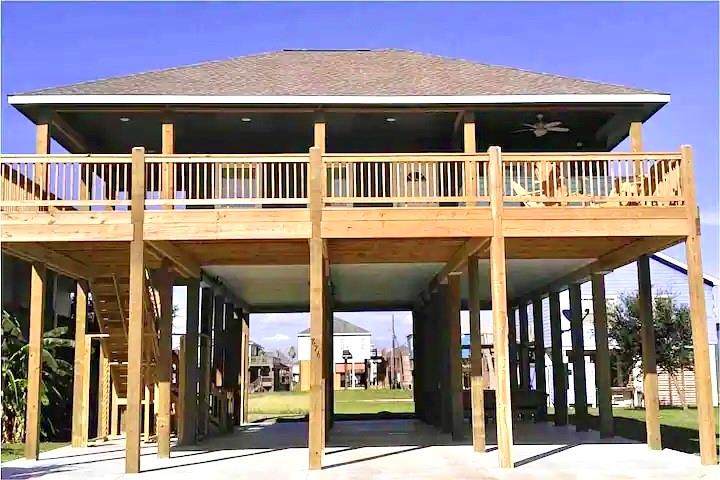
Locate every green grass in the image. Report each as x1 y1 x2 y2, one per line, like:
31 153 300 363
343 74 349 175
248 388 414 420
1 442 69 462
586 406 720 431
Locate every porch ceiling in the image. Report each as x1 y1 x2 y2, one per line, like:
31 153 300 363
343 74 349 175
20 103 658 154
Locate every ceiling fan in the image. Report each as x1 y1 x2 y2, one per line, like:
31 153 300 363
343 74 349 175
513 114 570 137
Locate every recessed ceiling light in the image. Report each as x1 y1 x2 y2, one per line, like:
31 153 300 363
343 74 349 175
241 117 252 122
386 117 396 123
120 117 130 122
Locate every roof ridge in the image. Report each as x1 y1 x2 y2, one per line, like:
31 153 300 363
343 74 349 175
389 48 659 94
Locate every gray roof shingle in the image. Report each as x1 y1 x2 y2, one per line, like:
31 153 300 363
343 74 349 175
298 315 369 335
16 49 659 97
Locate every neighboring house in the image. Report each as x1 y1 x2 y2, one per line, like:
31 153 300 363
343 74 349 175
297 316 372 390
248 341 292 392
535 253 719 408
379 345 413 389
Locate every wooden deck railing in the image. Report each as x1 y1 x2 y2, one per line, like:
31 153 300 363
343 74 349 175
502 152 684 207
322 153 490 205
0 149 687 212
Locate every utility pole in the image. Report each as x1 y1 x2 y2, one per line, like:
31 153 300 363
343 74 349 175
390 314 396 389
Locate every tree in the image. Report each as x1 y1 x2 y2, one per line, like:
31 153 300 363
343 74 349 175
287 345 297 362
607 292 694 408
1 310 74 443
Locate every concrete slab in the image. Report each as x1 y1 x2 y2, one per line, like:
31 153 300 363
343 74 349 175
2 419 718 479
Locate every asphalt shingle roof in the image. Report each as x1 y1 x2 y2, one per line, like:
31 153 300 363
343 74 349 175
298 315 369 335
18 49 658 97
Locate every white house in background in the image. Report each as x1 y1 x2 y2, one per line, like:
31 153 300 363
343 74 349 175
297 315 372 389
533 252 719 408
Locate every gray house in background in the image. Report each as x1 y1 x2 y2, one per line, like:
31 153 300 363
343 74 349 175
535 253 719 408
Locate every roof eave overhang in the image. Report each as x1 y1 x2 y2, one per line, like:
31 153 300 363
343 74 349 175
8 93 671 106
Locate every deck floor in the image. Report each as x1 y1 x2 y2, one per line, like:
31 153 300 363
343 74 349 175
2 419 715 479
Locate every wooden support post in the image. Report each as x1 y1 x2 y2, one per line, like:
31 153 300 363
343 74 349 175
25 262 46 460
507 306 519 390
308 145 326 470
532 298 547 421
591 274 613 438
630 121 643 176
199 287 213 437
681 145 718 465
161 121 175 208
179 280 200 445
35 121 50 209
468 254 485 451
324 260 333 437
464 112 477 206
71 281 89 448
638 255 661 450
549 291 567 426
143 383 151 443
156 265 175 457
489 146 513 468
97 341 111 441
110 382 119 437
569 284 588 431
518 304 531 390
447 275 464 440
126 147 145 473
239 312 250 425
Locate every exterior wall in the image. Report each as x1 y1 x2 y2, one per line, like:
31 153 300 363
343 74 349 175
297 332 371 364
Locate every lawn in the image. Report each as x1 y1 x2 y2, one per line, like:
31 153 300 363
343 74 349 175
248 388 414 421
1 442 69 462
586 406 720 431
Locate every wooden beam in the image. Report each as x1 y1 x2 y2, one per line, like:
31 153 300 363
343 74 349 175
532 297 547 421
80 336 92 443
110 382 119 437
447 274 464 440
178 279 200 445
464 112 477 206
314 114 326 153
468 254 485 451
489 146 513 468
24 262 46 460
549 291 567 426
71 281 89 447
681 145 718 465
591 274 614 438
147 241 201 279
156 263 175 458
3 243 93 280
630 121 643 177
308 144 325 470
125 147 145 474
161 121 175 208
518 304 530 390
638 255 661 450
97 341 111 441
52 112 90 153
569 283 588 431
143 383 151 443
35 121 50 210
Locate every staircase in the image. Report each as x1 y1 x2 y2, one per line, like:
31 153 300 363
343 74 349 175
90 271 160 399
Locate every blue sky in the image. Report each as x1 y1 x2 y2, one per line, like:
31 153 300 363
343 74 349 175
2 2 718 352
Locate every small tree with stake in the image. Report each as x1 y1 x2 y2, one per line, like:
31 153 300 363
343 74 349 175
607 291 694 409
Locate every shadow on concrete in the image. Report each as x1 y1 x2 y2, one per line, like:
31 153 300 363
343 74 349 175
322 445 429 470
569 412 718 455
